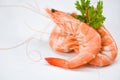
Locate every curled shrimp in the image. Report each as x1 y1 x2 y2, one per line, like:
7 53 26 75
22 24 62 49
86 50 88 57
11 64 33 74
45 8 101 69
48 10 118 68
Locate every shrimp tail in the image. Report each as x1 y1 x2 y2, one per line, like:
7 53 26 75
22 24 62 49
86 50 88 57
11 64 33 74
45 58 69 68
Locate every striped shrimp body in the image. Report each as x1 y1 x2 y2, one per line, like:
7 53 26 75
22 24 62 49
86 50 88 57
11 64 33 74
89 26 118 66
51 11 118 67
50 11 118 67
45 8 101 69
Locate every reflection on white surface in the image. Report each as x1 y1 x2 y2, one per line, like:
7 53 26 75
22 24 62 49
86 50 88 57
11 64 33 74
0 0 120 80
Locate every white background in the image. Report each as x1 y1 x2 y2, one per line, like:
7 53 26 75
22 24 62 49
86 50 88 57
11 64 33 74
0 0 120 80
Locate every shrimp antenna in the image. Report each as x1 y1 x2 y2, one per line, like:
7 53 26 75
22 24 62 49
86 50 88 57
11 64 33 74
0 1 51 50
0 1 51 62
0 35 34 50
24 22 50 35
0 4 23 8
24 2 50 19
26 37 42 62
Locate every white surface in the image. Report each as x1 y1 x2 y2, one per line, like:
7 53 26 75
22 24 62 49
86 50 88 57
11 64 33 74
0 0 120 80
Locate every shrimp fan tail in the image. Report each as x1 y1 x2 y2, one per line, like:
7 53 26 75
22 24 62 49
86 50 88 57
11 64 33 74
45 57 69 68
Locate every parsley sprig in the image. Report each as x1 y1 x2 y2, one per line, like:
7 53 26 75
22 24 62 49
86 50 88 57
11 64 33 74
75 0 105 29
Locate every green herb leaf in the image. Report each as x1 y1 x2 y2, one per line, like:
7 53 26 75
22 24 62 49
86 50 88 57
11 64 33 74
74 0 105 29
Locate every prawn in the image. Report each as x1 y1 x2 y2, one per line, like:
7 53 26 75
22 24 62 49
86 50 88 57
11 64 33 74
49 11 118 67
45 8 101 69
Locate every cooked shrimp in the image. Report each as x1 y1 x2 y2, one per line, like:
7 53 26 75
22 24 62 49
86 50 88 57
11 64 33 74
89 26 118 66
45 8 101 69
54 12 118 67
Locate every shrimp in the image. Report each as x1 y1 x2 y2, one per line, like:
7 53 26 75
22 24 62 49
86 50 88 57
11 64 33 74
45 8 101 69
89 26 118 66
50 11 118 67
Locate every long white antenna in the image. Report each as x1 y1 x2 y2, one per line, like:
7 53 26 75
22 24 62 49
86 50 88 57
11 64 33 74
24 2 50 19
